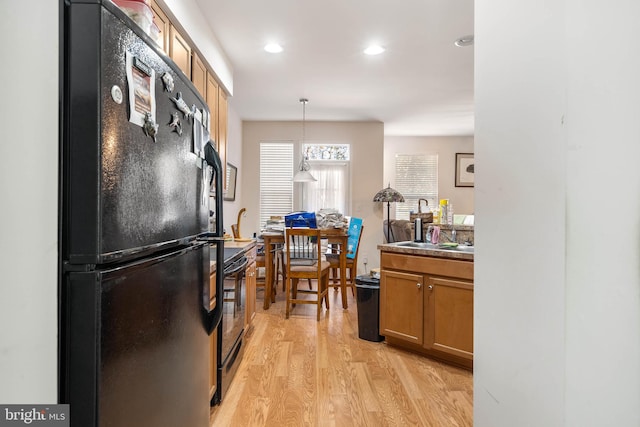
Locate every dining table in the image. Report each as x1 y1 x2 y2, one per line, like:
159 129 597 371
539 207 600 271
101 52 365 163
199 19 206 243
261 228 350 310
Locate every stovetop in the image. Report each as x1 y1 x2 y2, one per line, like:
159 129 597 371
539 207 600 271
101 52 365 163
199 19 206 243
210 246 244 267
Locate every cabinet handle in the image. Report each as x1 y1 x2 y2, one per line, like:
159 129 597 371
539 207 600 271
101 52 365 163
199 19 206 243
417 283 422 289
428 285 433 290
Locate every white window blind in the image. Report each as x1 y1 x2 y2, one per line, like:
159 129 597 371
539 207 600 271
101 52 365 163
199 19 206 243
260 142 294 227
395 153 438 220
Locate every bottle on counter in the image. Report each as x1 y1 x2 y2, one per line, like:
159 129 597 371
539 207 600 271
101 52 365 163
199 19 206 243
414 217 423 242
439 199 449 225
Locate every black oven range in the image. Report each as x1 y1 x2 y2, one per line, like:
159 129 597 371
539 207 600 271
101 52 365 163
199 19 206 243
210 246 248 405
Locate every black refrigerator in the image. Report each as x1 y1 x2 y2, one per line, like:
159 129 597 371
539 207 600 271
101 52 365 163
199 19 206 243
59 1 224 426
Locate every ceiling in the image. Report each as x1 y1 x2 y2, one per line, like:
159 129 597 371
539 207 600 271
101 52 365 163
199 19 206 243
193 0 474 136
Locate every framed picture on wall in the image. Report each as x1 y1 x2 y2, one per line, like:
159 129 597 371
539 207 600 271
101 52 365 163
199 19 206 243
455 153 475 187
224 163 237 201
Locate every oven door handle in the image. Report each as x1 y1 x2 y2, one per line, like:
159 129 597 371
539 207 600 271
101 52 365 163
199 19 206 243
224 257 248 276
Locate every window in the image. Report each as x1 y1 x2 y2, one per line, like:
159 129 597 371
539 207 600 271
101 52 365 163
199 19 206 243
260 142 294 227
302 144 350 214
395 153 438 220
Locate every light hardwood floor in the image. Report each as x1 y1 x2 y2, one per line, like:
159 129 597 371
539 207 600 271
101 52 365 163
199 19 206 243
210 283 473 427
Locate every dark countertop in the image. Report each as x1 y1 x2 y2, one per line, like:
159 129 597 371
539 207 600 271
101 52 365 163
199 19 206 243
209 240 256 273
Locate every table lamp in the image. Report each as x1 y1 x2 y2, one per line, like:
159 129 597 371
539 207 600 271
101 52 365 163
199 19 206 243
373 184 405 243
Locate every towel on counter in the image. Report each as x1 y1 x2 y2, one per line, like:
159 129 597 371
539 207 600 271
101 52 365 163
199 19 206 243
431 226 440 244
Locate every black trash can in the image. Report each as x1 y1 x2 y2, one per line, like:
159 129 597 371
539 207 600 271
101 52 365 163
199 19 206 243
355 275 384 342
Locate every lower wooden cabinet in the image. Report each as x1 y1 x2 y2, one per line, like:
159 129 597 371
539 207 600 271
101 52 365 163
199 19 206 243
246 261 256 328
380 252 474 369
380 270 424 345
245 246 257 329
209 270 217 400
425 276 474 361
209 326 217 400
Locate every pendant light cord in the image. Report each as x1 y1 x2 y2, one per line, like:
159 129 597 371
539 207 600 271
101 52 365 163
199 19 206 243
300 98 308 154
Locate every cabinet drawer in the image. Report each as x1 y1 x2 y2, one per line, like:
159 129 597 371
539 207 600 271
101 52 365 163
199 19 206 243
381 252 473 280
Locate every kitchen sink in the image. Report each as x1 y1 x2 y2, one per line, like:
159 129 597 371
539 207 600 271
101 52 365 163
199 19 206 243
393 241 474 253
396 241 438 249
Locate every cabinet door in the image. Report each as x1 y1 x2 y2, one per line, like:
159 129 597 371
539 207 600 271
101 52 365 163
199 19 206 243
191 53 207 99
169 25 191 78
245 261 256 327
150 0 169 53
380 270 424 345
424 276 473 360
209 271 217 400
209 271 217 310
218 90 228 189
205 73 219 144
209 326 217 400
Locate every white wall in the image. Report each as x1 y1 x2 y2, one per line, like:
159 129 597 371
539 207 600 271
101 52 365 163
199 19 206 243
384 135 474 215
241 121 384 271
0 1 59 402
563 2 640 424
221 105 243 233
475 1 640 426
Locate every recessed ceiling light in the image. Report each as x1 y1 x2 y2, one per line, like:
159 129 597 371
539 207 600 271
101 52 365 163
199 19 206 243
364 45 385 55
454 35 474 47
264 43 283 53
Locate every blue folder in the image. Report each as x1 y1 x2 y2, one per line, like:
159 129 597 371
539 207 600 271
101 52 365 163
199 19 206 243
346 217 363 259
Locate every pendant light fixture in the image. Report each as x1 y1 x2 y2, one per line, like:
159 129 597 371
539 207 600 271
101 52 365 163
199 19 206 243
292 98 317 182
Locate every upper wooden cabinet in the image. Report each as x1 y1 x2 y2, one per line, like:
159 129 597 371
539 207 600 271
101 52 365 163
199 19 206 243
218 91 228 188
206 73 219 142
154 0 229 187
150 0 169 53
192 53 207 99
169 25 191 79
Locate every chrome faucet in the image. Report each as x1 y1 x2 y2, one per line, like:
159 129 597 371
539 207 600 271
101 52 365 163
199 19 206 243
418 198 429 213
439 227 457 243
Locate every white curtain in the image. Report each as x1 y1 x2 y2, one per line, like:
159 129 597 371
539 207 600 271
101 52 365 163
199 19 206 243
303 162 348 214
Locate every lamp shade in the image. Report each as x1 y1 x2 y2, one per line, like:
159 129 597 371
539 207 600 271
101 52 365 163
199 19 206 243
373 184 404 243
373 185 405 203
293 169 317 182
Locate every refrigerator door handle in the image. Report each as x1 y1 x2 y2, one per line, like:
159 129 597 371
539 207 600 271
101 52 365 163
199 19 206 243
201 140 225 335
204 140 224 238
196 234 226 242
203 301 222 335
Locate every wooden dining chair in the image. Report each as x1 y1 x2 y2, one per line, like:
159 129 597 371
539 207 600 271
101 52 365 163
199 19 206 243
284 227 330 321
326 225 364 297
254 250 270 300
